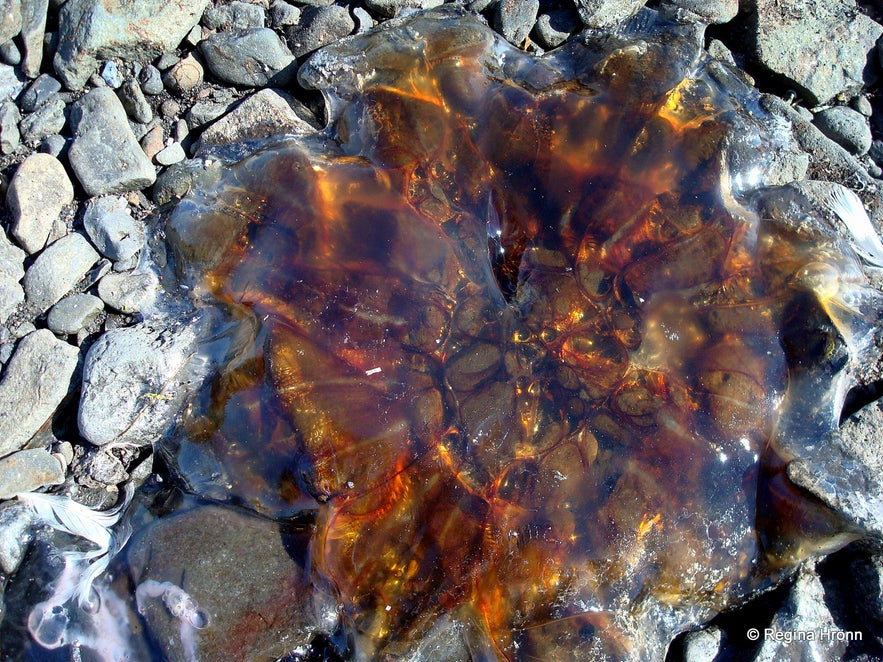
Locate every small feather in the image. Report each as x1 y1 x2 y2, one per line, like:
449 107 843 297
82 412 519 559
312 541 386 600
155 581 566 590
825 186 883 267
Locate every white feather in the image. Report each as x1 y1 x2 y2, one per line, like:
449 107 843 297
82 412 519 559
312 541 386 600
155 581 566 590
825 186 883 267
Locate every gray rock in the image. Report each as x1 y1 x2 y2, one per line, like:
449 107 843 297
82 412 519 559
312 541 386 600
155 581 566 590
682 626 723 662
196 88 316 151
746 0 883 106
0 40 20 66
19 73 61 112
126 505 337 661
573 0 645 28
186 100 231 127
660 0 736 24
78 321 197 446
155 52 180 71
17 96 66 143
138 64 164 95
0 98 20 153
0 227 25 283
813 105 873 156
117 78 152 123
20 0 48 78
199 28 296 87
0 448 65 499
0 329 79 456
96 270 158 313
47 293 104 335
68 87 156 196
285 5 354 57
364 0 442 18
151 158 206 204
851 94 873 118
23 232 99 312
162 53 203 94
82 195 144 261
38 133 67 157
0 274 23 323
269 0 301 28
100 60 122 88
869 140 883 168
53 0 210 90
202 1 265 30
0 63 25 102
155 141 185 165
8 153 74 254
0 0 22 45
0 503 34 574
352 6 374 33
80 446 128 485
534 9 580 49
495 0 539 45
291 0 334 7
140 124 164 161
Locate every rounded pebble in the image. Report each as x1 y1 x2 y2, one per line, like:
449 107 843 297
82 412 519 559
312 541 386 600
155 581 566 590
47 293 105 335
814 105 873 155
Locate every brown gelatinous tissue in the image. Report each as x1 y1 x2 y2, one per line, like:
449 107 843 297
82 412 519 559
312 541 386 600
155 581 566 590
166 7 883 660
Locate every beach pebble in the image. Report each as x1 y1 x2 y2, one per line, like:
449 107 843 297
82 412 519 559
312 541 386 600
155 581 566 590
0 229 24 324
162 53 203 94
155 141 186 165
47 293 104 335
151 159 205 205
138 64 164 95
0 63 25 102
284 5 354 58
202 1 266 30
117 78 153 123
97 270 158 313
37 133 67 158
573 0 644 28
0 503 34 574
23 232 99 312
495 0 538 45
17 96 66 143
813 105 873 156
100 60 122 88
0 99 20 153
19 73 61 112
0 449 66 500
364 0 442 18
0 0 22 46
82 195 144 262
533 9 580 49
660 0 737 24
7 153 74 254
199 28 296 87
20 0 49 78
0 40 20 66
140 124 164 161
269 0 301 28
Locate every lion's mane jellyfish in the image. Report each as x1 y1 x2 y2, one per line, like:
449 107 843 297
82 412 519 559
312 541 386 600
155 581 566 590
165 7 883 659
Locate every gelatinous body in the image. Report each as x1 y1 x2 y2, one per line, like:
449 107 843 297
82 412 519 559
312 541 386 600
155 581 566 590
166 8 881 659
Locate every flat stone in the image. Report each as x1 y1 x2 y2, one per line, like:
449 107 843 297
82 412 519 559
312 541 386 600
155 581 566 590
813 105 873 156
660 0 737 24
17 96 66 143
78 321 197 446
284 5 354 58
0 448 65 499
0 0 22 45
53 0 210 90
23 232 99 312
0 329 79 456
138 64 164 95
747 0 883 106
7 153 74 254
196 88 316 151
47 293 104 335
0 503 34 574
68 87 156 196
96 270 159 313
533 9 580 49
186 100 231 127
0 228 25 282
573 0 645 28
0 98 20 153
0 274 23 324
202 1 266 30
199 28 297 87
19 73 61 112
162 53 203 94
363 0 442 18
0 63 25 102
155 142 186 165
495 0 539 45
20 0 48 78
117 78 152 124
126 504 337 661
82 195 144 262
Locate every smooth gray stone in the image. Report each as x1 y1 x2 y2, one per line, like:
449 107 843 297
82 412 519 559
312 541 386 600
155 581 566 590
284 5 354 57
82 195 144 261
533 8 580 49
96 270 158 313
17 96 66 143
0 63 25 102
199 28 296 87
269 0 301 28
20 0 48 78
47 293 104 335
0 329 79 456
23 232 99 312
117 78 152 123
202 1 265 30
0 448 65 499
573 0 644 27
0 0 22 45
0 98 20 153
138 64 164 95
0 503 34 574
495 0 539 45
19 73 61 112
7 152 74 254
814 105 873 156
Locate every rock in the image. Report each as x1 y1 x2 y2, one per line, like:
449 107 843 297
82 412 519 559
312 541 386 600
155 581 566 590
78 446 129 485
152 159 207 204
202 1 266 30
533 9 580 49
96 270 158 313
0 274 23 323
38 133 67 158
140 124 164 161
162 53 203 94
7 153 74 254
0 0 22 45
0 228 25 283
117 78 152 124
160 99 182 119
53 0 210 90
851 95 873 118
746 0 883 106
682 626 723 662
186 100 230 126
196 88 316 151
0 503 34 574
352 6 374 33
155 141 186 165
100 60 122 88
23 232 99 312
495 0 539 45
0 230 25 323
138 64 164 95
869 140 883 168
364 0 443 18
0 329 79 456
0 448 65 499
78 321 197 446
68 87 156 196
660 0 737 24
20 0 48 78
19 73 61 112
47 293 104 335
0 98 20 153
285 5 354 58
82 195 144 262
17 96 66 143
573 0 645 28
269 0 301 28
813 105 873 156
0 63 25 102
126 504 337 661
199 28 296 87
0 40 20 66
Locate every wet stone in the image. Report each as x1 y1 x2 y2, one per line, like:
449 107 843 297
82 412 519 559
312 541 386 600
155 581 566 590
0 448 65 499
0 502 34 574
164 9 883 659
813 105 873 156
47 293 104 335
284 5 355 57
96 270 158 313
23 232 99 312
8 152 74 254
19 73 61 112
533 9 580 49
152 159 209 205
495 0 539 45
199 28 296 87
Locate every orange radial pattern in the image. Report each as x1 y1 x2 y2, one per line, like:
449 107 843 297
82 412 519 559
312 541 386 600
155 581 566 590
166 8 881 659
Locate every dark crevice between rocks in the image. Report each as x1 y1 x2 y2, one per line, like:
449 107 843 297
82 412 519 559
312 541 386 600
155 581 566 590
841 380 883 422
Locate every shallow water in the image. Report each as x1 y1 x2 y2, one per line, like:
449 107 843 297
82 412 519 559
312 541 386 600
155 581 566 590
9 7 883 661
